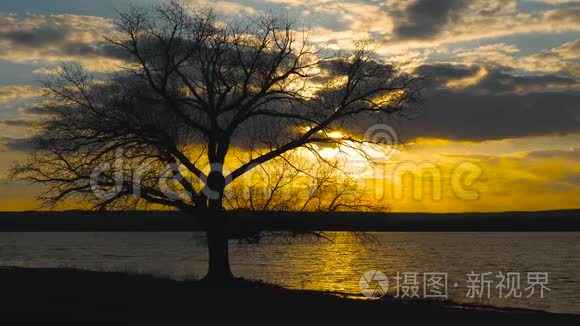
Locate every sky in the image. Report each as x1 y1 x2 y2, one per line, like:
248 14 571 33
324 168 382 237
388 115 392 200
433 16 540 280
0 0 579 212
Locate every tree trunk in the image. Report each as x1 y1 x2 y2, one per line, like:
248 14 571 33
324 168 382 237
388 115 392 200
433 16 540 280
205 223 233 282
202 171 233 283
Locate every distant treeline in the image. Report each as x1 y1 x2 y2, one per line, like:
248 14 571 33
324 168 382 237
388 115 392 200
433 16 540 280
0 209 579 232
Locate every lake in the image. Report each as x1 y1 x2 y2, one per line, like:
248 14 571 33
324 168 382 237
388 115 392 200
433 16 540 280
0 232 578 314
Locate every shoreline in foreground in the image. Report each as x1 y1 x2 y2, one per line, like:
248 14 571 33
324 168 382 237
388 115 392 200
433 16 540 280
1 267 578 324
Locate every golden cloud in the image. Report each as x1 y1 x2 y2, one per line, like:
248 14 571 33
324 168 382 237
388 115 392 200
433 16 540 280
0 86 43 103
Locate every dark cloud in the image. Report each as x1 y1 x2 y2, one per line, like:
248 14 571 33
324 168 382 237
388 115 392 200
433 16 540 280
416 63 479 79
26 107 54 115
526 148 580 159
0 14 128 69
0 28 128 61
0 119 34 127
384 63 580 141
563 172 580 185
1 25 68 47
393 0 473 39
0 136 33 151
476 69 577 94
395 88 580 141
417 63 578 93
545 7 580 24
415 63 480 87
62 42 130 60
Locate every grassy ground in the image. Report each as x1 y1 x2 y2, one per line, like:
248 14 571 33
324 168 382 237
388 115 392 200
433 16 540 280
1 267 578 324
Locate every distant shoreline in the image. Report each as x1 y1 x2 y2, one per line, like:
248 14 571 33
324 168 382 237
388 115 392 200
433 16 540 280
0 209 579 232
1 266 578 323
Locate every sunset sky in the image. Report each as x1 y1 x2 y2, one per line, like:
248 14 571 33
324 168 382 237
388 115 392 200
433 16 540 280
0 0 579 212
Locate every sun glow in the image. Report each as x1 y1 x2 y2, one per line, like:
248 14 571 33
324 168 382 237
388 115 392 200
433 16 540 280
327 131 344 139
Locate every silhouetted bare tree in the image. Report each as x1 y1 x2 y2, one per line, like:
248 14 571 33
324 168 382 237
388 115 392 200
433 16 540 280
11 2 421 281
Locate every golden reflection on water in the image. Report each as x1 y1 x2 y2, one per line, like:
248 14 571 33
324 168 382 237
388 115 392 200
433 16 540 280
275 233 367 294
302 233 366 293
274 232 415 296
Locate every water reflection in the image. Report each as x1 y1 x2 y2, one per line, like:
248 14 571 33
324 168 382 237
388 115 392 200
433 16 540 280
0 232 579 314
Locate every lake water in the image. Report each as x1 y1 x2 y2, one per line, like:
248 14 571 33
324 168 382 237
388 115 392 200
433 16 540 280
0 232 579 314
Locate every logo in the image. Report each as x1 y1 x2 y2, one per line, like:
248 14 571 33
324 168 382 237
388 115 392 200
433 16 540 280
363 124 399 159
360 270 389 299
